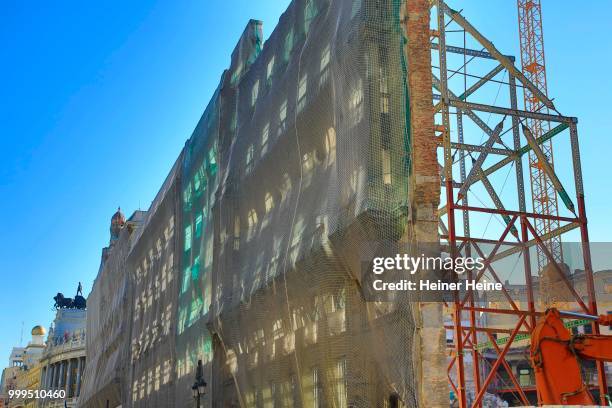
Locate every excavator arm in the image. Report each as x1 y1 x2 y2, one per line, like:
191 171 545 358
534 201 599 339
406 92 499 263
530 308 612 405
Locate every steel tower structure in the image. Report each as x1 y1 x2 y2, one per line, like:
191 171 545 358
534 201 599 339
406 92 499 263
430 1 608 406
517 0 562 271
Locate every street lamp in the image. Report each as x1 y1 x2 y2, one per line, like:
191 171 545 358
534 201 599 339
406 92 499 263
192 359 207 408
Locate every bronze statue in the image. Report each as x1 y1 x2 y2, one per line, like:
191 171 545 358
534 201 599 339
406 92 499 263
53 293 73 309
52 282 87 310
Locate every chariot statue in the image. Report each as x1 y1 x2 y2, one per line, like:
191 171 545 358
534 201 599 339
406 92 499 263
53 282 87 310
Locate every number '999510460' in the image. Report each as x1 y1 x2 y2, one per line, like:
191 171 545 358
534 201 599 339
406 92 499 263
8 389 66 399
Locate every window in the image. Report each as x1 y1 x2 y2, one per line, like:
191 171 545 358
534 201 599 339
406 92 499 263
313 368 322 408
195 213 203 238
320 45 330 72
382 149 392 185
208 145 217 170
247 209 258 240
273 319 283 340
325 127 336 165
246 145 255 174
349 80 363 123
335 359 347 408
304 0 317 34
380 68 389 114
263 192 274 229
194 167 204 194
279 100 288 134
283 29 294 62
132 380 138 402
519 367 531 386
320 45 330 86
184 225 192 252
265 192 275 213
261 123 270 155
267 56 275 83
251 80 259 107
233 217 240 250
380 94 389 114
181 267 190 294
191 255 201 281
302 152 314 172
289 218 304 264
154 365 160 391
298 74 307 112
183 183 193 208
280 173 292 203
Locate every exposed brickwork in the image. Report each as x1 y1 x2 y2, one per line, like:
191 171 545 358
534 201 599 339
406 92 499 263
404 1 447 406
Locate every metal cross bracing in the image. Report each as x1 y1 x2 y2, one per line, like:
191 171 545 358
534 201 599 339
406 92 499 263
430 1 608 406
517 0 563 274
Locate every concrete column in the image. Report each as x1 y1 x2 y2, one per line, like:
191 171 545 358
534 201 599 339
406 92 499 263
76 357 83 397
49 364 54 389
54 362 60 390
40 366 46 390
58 361 65 391
51 363 57 390
66 359 73 397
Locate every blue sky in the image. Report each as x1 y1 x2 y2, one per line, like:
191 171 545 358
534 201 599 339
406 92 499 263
1 0 611 362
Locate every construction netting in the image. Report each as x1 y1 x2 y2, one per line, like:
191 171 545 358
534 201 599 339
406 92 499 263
80 212 145 408
176 0 423 406
175 83 221 407
82 0 441 406
127 156 182 408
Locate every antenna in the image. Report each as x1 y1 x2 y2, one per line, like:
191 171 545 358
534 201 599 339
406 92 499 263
19 321 24 346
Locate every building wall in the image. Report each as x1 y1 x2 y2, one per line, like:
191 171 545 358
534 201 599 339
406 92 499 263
127 159 181 408
84 0 444 406
179 0 426 406
79 222 141 408
39 309 86 408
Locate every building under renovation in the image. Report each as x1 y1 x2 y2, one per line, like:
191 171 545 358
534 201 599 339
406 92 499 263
80 0 609 406
80 0 446 406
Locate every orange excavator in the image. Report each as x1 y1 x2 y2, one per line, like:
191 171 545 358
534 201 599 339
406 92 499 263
530 308 612 405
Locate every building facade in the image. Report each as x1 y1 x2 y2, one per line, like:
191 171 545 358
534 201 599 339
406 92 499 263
79 210 145 408
0 327 46 408
83 0 447 406
127 160 181 407
38 309 86 408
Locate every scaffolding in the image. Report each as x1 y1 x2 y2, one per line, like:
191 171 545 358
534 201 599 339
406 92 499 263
431 1 607 406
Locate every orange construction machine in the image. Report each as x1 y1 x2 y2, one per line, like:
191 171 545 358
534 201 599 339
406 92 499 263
530 308 612 405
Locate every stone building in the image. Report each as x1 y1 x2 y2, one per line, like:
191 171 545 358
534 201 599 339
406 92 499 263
38 309 86 408
0 327 46 408
127 159 181 407
83 0 447 406
79 209 146 408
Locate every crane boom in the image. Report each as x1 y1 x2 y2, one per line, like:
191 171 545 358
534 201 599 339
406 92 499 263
517 0 563 273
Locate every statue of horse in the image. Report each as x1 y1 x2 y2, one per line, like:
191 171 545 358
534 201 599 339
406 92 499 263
53 292 74 309
73 295 86 309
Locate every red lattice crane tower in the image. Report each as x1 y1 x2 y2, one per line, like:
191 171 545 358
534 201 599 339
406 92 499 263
517 0 563 271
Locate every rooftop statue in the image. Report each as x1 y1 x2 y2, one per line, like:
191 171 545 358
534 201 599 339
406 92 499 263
53 282 87 310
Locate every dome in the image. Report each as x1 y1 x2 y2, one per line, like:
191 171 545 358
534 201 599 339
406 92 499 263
110 207 126 243
31 325 46 336
111 207 126 225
